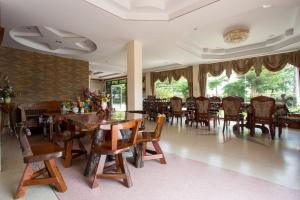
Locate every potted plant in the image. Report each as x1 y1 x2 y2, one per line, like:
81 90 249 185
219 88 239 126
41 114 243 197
0 82 15 104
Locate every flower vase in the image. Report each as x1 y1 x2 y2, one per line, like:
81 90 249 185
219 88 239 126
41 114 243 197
101 102 107 110
4 97 11 104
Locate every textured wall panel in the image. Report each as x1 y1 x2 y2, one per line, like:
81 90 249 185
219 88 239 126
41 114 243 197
0 46 89 104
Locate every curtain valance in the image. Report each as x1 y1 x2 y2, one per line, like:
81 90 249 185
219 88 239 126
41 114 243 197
198 50 300 96
151 66 193 96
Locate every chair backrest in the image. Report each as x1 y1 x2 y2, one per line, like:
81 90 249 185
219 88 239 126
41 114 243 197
170 96 182 112
110 119 142 151
154 114 166 139
250 96 275 119
195 96 210 114
16 125 33 159
222 96 243 117
186 96 196 110
209 96 221 103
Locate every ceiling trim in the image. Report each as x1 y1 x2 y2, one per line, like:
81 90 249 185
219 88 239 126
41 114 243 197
84 0 221 21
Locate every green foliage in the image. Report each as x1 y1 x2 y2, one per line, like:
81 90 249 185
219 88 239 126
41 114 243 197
208 75 226 96
208 64 298 110
223 79 246 99
155 77 189 100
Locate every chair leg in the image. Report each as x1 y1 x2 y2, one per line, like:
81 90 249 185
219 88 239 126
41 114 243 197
180 116 182 126
118 153 133 188
63 139 73 168
222 119 226 133
152 141 166 164
208 120 210 131
241 118 244 133
213 117 216 128
44 159 67 193
91 155 107 189
270 123 275 140
76 137 88 159
15 164 33 199
236 120 240 134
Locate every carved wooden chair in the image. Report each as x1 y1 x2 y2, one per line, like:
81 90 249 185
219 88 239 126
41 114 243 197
192 96 217 130
209 96 221 125
222 96 244 134
91 119 141 189
136 114 166 166
170 96 184 126
185 96 196 125
15 124 67 199
250 96 276 139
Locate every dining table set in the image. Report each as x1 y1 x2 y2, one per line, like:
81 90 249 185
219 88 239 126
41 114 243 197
44 110 146 175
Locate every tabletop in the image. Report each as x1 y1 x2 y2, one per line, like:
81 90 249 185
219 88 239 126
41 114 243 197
64 111 145 130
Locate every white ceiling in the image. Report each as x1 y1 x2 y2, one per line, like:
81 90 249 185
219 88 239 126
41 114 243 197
1 0 300 79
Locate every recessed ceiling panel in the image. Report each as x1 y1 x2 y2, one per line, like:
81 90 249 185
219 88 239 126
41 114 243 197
85 0 220 20
9 26 97 55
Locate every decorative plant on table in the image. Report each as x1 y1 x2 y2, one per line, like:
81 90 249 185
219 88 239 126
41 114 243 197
83 88 110 111
0 73 15 104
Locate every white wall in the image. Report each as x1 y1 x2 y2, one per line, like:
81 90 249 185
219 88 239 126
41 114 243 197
89 79 106 93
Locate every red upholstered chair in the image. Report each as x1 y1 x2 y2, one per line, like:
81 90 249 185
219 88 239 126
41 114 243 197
170 96 184 126
192 96 217 130
250 96 276 139
222 96 244 134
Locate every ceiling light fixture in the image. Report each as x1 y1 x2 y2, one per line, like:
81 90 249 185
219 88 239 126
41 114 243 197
223 26 249 44
262 4 271 8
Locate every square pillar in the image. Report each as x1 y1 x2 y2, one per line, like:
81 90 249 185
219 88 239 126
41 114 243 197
127 40 143 110
192 64 200 97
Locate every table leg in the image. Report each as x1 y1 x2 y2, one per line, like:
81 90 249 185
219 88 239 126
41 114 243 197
84 128 106 177
134 143 144 168
63 140 73 168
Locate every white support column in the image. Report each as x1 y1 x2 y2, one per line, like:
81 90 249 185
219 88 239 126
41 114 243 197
192 64 200 97
145 72 152 96
127 40 143 110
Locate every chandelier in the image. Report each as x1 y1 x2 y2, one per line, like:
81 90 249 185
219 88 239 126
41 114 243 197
223 27 249 44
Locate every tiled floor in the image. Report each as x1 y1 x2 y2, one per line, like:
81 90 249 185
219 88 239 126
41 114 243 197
1 120 300 200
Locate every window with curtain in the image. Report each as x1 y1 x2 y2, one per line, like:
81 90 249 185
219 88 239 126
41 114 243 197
207 64 299 112
155 77 189 101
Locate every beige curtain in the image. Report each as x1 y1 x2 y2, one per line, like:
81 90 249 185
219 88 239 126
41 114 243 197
198 50 300 97
151 66 193 96
198 65 207 97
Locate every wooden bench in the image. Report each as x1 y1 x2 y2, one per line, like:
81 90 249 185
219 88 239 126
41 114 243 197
17 101 61 129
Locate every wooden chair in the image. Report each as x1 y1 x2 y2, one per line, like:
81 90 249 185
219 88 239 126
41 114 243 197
52 121 88 168
192 96 217 130
250 96 276 139
91 119 141 189
222 96 244 134
170 96 184 126
136 114 166 166
15 124 67 199
185 96 196 125
209 96 221 125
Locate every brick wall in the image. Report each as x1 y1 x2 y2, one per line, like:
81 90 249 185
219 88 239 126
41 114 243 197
0 46 89 104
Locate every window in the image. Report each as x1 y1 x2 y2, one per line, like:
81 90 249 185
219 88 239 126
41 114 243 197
155 77 189 100
207 64 299 112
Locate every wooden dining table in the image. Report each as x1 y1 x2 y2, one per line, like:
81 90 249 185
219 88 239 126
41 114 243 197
52 111 145 176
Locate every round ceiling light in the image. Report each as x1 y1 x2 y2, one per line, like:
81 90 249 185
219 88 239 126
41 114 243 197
10 26 97 55
223 27 249 44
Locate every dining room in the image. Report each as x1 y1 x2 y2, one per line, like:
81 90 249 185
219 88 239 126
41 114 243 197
1 0 300 200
